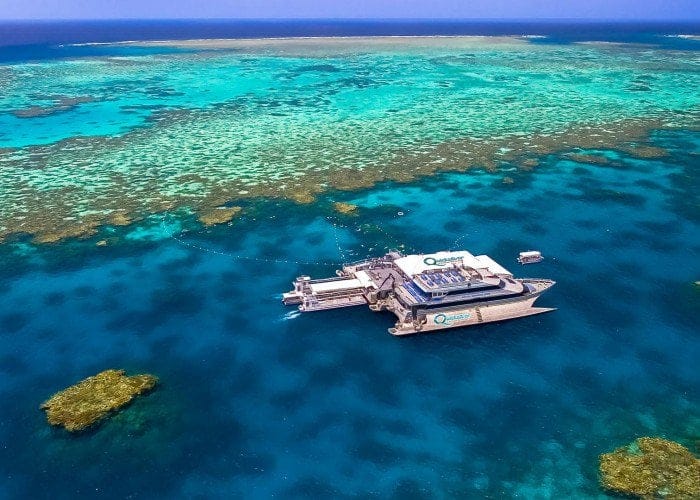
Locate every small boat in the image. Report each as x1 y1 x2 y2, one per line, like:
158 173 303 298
518 251 543 265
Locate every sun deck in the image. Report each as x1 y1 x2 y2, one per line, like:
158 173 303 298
398 278 524 307
413 268 470 291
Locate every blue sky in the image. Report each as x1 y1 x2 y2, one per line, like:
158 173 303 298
2 0 700 20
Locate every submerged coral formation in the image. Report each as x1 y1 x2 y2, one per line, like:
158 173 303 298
40 369 158 432
108 210 132 226
566 152 613 166
333 202 358 215
197 206 242 226
11 95 95 118
599 437 700 499
622 144 669 159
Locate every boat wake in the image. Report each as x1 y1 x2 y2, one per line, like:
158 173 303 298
282 310 301 321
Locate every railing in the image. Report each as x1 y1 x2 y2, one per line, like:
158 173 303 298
313 288 366 300
298 276 348 284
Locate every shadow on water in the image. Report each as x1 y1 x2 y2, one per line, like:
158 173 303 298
0 312 30 334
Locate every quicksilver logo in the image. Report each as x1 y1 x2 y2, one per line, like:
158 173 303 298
423 256 463 266
434 312 471 325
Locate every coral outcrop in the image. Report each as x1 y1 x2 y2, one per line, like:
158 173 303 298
197 206 241 226
108 210 132 226
599 437 700 499
566 152 613 165
40 369 158 432
333 202 358 215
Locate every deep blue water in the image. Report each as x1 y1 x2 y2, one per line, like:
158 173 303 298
0 129 698 498
0 19 699 61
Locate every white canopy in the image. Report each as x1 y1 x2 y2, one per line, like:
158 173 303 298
309 279 363 293
394 250 512 277
309 272 376 294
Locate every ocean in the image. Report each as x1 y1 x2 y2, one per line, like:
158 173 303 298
0 20 698 499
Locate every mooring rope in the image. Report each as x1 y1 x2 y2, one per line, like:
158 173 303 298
159 212 403 267
168 228 342 266
449 233 470 252
328 215 346 262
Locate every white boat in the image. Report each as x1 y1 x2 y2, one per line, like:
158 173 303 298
517 251 543 265
283 250 555 335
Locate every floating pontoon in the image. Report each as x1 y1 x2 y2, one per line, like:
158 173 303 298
283 250 555 335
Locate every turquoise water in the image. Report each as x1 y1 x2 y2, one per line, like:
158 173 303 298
0 29 699 499
0 36 698 242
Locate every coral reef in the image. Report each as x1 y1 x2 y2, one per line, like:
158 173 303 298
521 158 539 169
40 369 158 432
623 144 669 159
11 95 95 118
334 202 359 215
108 210 132 226
33 219 101 244
291 191 316 204
197 206 241 226
2 36 698 244
2 114 682 245
566 153 613 165
599 437 700 499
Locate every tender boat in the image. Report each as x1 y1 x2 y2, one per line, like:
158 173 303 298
517 250 544 265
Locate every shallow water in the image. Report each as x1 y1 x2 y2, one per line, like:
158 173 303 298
0 24 699 499
0 34 698 242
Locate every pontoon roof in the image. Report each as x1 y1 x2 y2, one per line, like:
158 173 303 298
308 272 375 293
309 279 363 293
394 250 512 278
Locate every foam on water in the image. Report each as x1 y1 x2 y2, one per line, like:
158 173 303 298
282 310 301 321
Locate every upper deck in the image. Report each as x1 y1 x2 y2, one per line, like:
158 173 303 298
398 275 524 308
384 250 523 308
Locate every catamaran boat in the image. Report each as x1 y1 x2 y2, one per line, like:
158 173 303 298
282 250 555 335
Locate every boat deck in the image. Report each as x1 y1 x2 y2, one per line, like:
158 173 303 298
398 280 522 306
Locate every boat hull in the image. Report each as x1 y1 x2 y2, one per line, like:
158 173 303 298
388 287 555 336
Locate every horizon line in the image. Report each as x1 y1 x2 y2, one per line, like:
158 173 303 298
2 17 700 23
